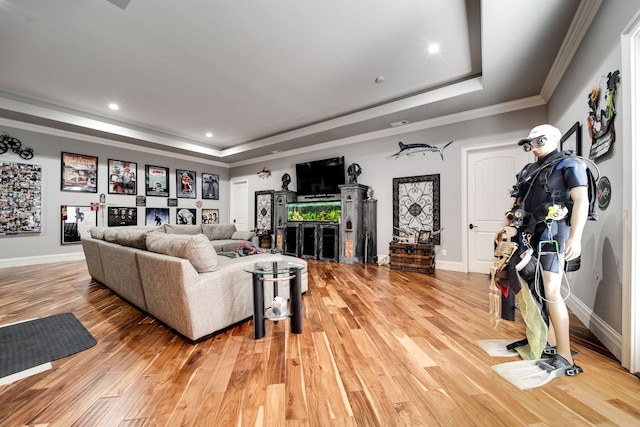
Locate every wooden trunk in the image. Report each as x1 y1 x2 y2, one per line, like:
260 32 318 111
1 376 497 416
389 242 436 274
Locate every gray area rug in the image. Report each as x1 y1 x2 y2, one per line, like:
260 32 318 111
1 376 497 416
0 313 96 378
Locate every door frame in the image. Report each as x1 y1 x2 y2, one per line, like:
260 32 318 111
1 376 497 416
621 9 640 373
461 139 519 272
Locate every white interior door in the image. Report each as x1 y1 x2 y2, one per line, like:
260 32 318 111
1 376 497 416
230 180 249 231
467 145 532 273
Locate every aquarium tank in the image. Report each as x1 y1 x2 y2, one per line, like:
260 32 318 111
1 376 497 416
287 201 341 222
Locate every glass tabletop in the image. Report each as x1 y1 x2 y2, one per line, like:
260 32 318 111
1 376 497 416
244 260 305 275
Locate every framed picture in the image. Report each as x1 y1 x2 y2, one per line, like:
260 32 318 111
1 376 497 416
255 190 274 233
177 208 197 225
1 161 42 234
145 207 170 227
177 169 196 198
202 208 219 224
560 121 582 156
61 152 98 193
61 205 96 244
108 159 137 195
167 198 178 207
393 174 441 245
417 230 431 244
202 173 219 200
145 165 169 197
107 207 137 226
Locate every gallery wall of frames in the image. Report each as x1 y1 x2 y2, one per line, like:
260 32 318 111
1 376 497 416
58 153 221 244
1 145 222 245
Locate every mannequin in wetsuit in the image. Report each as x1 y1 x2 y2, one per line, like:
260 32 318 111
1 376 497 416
496 124 588 374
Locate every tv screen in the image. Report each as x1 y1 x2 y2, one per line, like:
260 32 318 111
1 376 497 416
295 156 345 196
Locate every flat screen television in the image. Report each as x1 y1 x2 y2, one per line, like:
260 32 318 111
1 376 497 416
295 156 345 196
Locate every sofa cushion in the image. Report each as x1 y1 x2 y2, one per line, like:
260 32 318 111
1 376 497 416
202 223 236 240
145 232 220 273
231 230 255 241
90 226 106 240
163 224 203 235
116 229 151 250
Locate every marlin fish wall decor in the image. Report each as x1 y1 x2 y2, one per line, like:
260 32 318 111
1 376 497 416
257 167 271 179
390 140 454 161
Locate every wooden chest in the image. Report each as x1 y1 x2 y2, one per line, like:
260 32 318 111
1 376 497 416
389 242 436 274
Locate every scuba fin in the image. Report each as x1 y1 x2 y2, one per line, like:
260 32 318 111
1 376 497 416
491 358 565 390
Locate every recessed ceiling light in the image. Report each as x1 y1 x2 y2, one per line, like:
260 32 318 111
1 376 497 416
428 43 440 54
205 132 213 138
108 103 119 111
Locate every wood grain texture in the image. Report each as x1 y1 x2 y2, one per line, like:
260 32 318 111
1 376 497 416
0 260 639 426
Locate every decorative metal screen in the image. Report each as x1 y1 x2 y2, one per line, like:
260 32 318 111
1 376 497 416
393 174 441 245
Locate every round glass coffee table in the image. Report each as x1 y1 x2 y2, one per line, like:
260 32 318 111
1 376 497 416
244 260 305 339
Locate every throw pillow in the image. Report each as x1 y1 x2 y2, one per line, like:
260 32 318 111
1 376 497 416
231 230 255 241
163 224 203 235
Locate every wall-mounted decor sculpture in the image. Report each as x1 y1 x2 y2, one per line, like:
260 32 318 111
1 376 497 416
0 133 34 160
390 140 453 161
393 174 441 245
587 69 620 160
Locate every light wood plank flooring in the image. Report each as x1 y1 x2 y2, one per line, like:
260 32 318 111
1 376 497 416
1 260 639 426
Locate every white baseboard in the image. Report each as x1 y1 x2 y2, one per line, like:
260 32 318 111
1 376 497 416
0 252 85 269
435 260 465 272
567 292 622 361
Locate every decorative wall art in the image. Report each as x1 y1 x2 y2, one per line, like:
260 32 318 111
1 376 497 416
61 152 97 193
61 205 96 244
145 165 169 197
107 207 137 226
177 208 197 225
177 169 196 198
597 176 612 211
145 207 170 226
108 159 137 195
202 173 219 199
0 161 42 234
587 70 620 160
393 174 441 245
255 190 274 233
560 122 582 156
1 132 34 160
167 198 178 207
202 208 219 224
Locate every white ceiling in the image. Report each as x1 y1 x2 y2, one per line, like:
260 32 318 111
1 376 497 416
0 0 595 165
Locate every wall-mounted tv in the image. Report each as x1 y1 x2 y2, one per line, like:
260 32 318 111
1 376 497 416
295 156 345 196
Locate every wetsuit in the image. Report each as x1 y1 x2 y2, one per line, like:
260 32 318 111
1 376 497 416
516 150 588 274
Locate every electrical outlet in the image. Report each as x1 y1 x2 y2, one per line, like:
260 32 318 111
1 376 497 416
441 249 447 256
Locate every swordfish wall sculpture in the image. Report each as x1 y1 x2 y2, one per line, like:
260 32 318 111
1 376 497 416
390 140 454 161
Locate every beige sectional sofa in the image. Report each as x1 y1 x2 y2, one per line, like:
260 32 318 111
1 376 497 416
81 223 308 342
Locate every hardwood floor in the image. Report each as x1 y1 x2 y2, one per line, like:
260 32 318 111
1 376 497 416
1 259 639 426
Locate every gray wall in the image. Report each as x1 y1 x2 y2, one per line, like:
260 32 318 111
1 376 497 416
547 0 640 337
0 126 228 264
231 106 547 265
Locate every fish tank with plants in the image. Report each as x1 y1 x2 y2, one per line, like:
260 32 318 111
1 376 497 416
287 201 341 223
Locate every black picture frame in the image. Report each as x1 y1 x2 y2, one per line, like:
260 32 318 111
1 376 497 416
107 207 138 226
560 121 582 156
177 169 197 199
176 208 197 224
255 190 274 233
145 165 169 197
145 207 170 227
393 174 441 245
167 198 178 207
61 205 96 244
202 208 219 224
417 230 431 244
61 152 98 193
108 159 137 195
202 173 219 200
